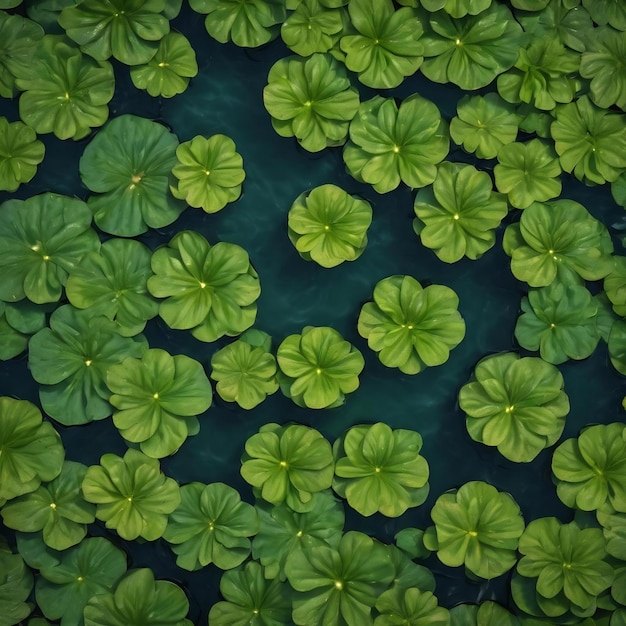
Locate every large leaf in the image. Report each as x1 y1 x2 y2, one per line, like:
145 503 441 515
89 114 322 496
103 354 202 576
0 117 45 192
81 448 181 541
28 305 148 425
413 161 508 263
107 348 212 458
332 422 430 517
163 482 258 571
0 193 100 305
287 184 372 268
358 275 465 374
0 397 64 502
459 352 569 463
79 114 184 236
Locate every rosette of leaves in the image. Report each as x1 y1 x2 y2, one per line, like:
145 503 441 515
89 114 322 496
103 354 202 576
413 162 508 263
0 193 100 305
597 503 626 562
107 348 212 458
582 0 626 30
65 238 158 337
494 140 562 210
606 257 626 317
1 461 95 551
514 518 614 617
0 397 64 503
20 535 127 626
170 134 245 213
210 330 279 409
0 12 43 98
281 0 345 57
0 117 44 192
28 305 148 425
332 422 430 517
423 481 525 579
375 587 449 626
419 4 527 90
189 0 286 48
580 27 626 111
287 184 372 268
58 0 171 65
208 561 292 626
130 31 198 98
16 36 115 141
449 93 520 160
502 199 614 288
458 352 569 463
81 448 181 541
550 95 626 185
263 54 359 153
163 482 258 571
514 282 601 365
344 94 449 194
339 0 423 89
147 230 260 342
252 490 344 580
79 114 184 236
241 422 334 510
276 326 365 409
285 530 395 626
83 568 191 626
0 300 48 361
552 423 626 513
496 36 579 111
0 538 33 626
357 275 466 374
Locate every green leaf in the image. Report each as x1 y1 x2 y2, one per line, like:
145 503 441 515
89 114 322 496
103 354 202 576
332 422 429 517
170 134 245 213
16 35 115 140
514 282 601 365
107 348 212 458
597 503 626 560
459 352 569 463
211 333 278 409
59 0 171 65
28 305 148 425
189 0 286 47
241 423 334 510
276 326 365 409
208 561 293 625
252 490 344 580
386 544 435 592
552 423 626 513
449 601 518 626
502 199 614 287
147 230 260 342
66 238 158 337
449 92 520 160
34 536 127 626
582 0 626 30
285 530 395 626
0 193 100 305
344 94 449 193
358 275 465 374
394 528 431 560
374 586 449 626
130 31 198 98
428 481 525 579
25 0 76 35
613 173 626 210
83 568 190 626
163 482 258 571
413 161 508 263
1 461 95 551
0 539 34 626
609 319 626 376
339 0 423 89
263 54 360 153
79 114 184 237
0 397 64 502
0 300 48 361
0 117 45 192
81 448 181 541
420 4 527 90
288 184 372 268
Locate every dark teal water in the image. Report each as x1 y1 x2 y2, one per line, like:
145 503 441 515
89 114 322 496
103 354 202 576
1 6 625 623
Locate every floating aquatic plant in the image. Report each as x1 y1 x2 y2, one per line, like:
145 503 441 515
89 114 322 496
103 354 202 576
0 117 45 192
0 300 48 361
375 587 449 626
0 538 33 626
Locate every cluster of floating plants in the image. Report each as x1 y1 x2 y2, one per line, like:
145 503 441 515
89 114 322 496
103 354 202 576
1 0 626 625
